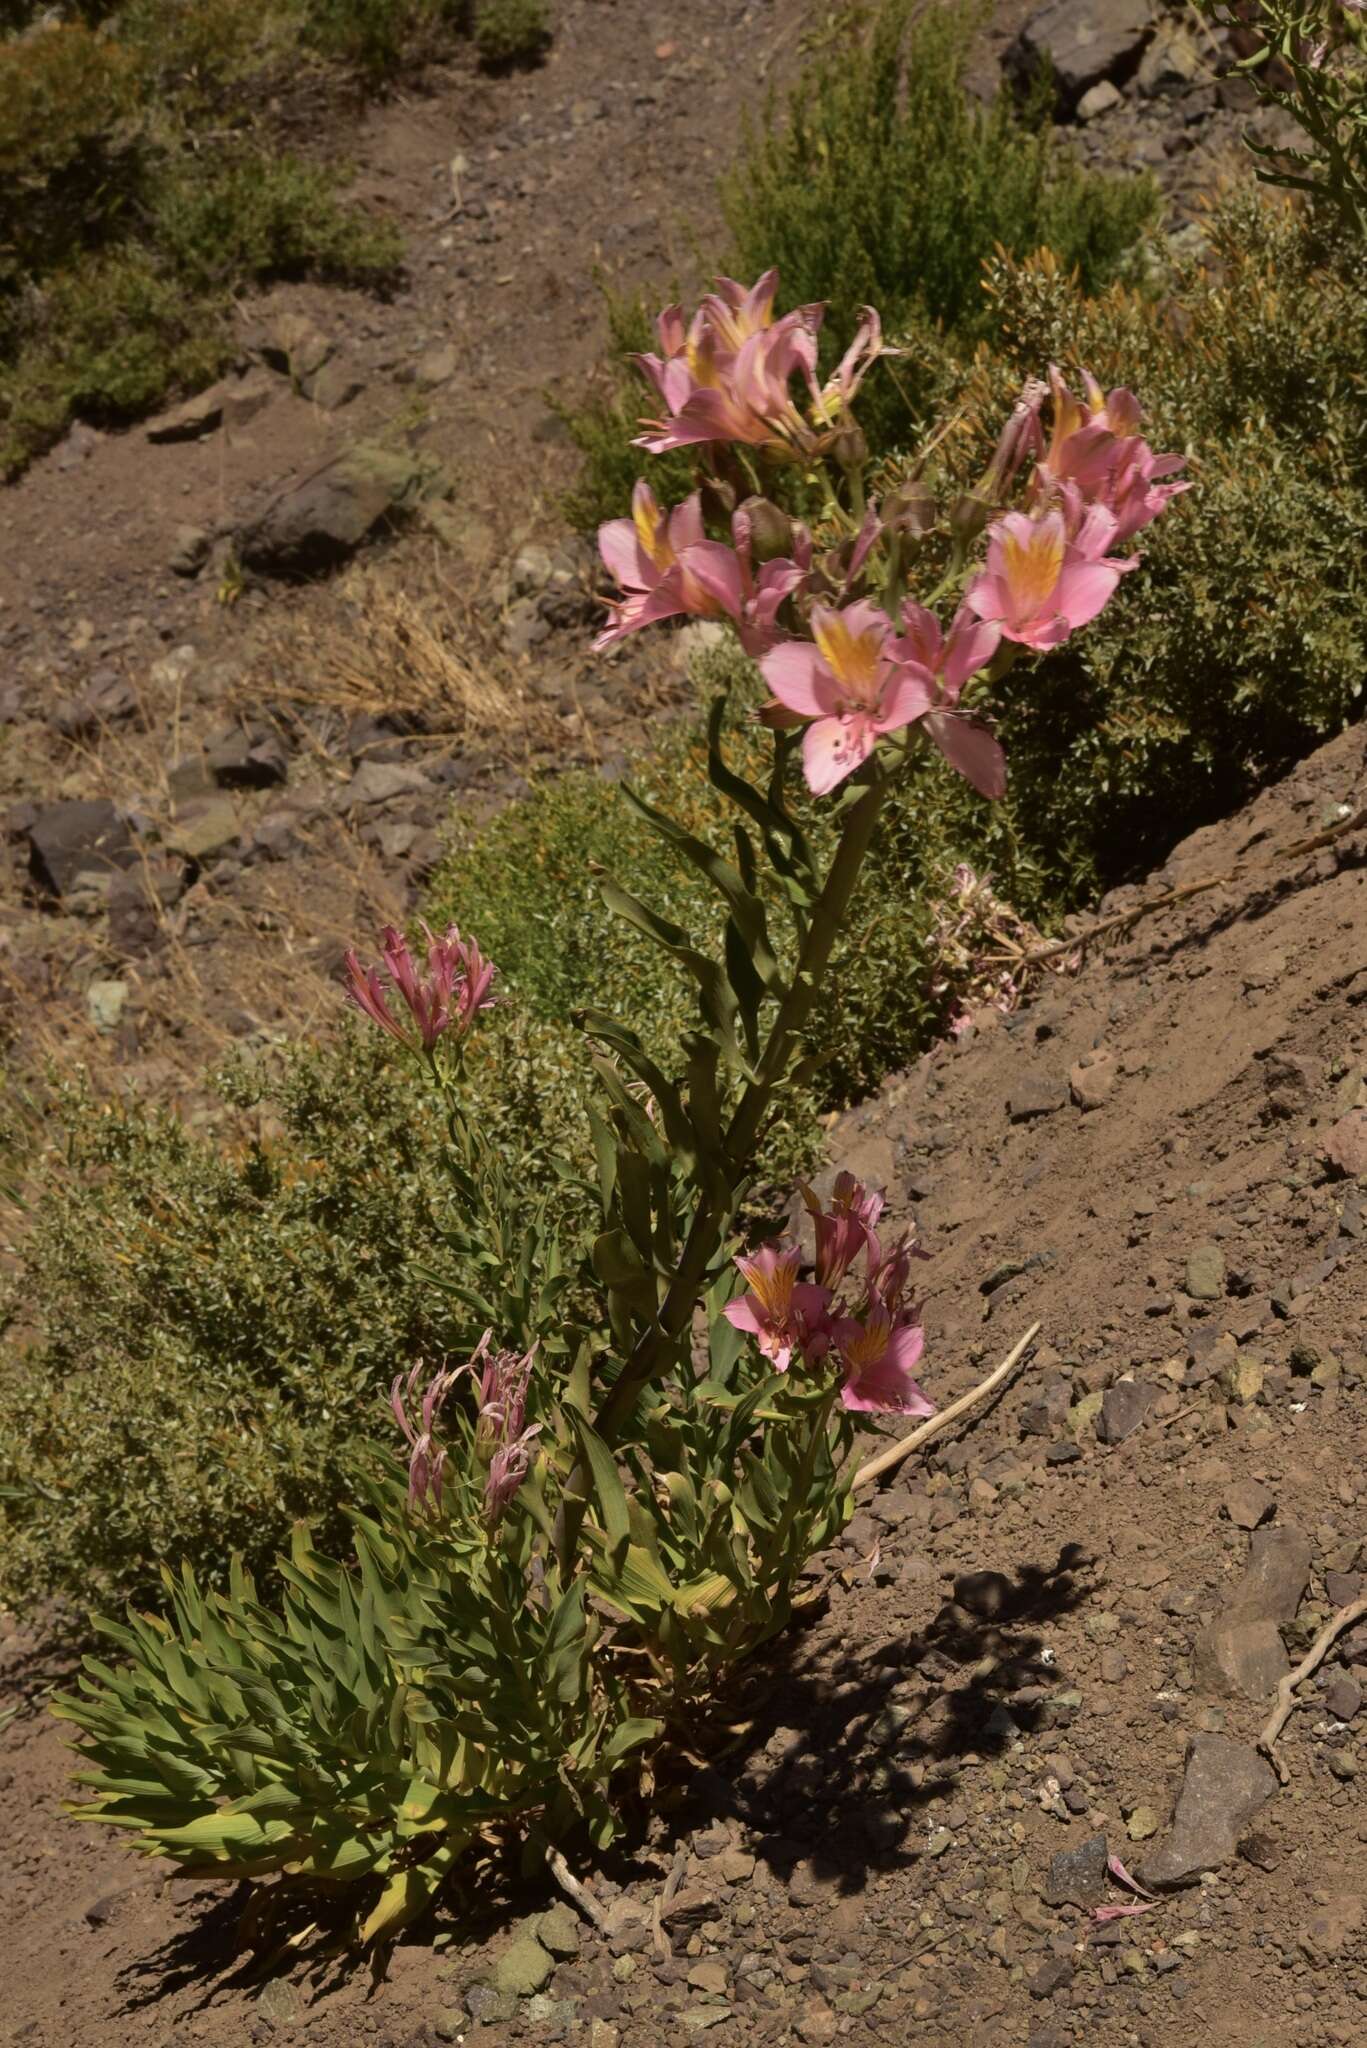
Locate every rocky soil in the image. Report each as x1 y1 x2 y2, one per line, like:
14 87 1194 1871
4 4 1359 2047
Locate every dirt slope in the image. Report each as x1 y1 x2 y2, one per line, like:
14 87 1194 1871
3 719 1364 2048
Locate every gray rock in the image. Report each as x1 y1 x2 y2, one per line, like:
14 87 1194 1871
345 760 432 808
256 311 334 382
416 343 459 390
1076 78 1122 119
1185 1242 1226 1301
169 524 212 577
1097 1378 1159 1444
86 979 129 1033
535 1902 581 1958
168 797 242 864
1324 1674 1362 1722
25 798 138 898
1193 1525 1310 1701
1141 1734 1278 1890
1005 0 1152 112
208 728 288 790
236 446 443 579
1069 1050 1116 1108
221 372 275 430
1042 1831 1108 1908
1222 1479 1275 1530
1137 21 1202 95
146 383 228 443
1008 1073 1067 1121
306 360 366 411
1323 1109 1367 1179
491 1927 555 1997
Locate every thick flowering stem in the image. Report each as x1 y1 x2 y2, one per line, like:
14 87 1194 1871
553 770 891 1569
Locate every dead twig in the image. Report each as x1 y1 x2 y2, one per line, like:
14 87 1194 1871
651 1843 688 1961
545 1843 608 1931
853 1321 1040 1492
1258 1594 1367 1783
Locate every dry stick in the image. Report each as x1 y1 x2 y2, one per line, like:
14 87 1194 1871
652 1844 688 1961
1258 1594 1367 1784
1003 800 1367 976
546 1843 609 1932
853 1322 1041 1493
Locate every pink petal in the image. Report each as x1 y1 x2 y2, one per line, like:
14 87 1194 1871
803 716 871 795
875 664 936 733
1054 556 1124 633
669 493 705 551
682 540 745 620
722 1297 764 1337
896 601 945 673
926 711 1007 798
941 608 1001 694
760 641 840 719
598 518 653 593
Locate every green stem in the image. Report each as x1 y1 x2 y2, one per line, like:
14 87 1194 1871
757 1387 838 1588
553 769 889 1568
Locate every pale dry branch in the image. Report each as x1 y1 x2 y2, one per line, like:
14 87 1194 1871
853 1321 1041 1492
1258 1594 1367 1783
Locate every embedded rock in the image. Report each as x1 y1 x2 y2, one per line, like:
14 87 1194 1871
1005 0 1152 113
1141 1735 1278 1890
24 798 139 899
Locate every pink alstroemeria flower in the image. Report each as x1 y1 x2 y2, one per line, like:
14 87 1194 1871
595 481 745 651
760 600 936 795
464 1331 541 1526
1035 366 1188 542
800 1170 885 1290
730 498 811 657
831 1300 935 1417
811 307 886 427
966 505 1134 654
893 601 1006 798
723 1243 831 1373
345 922 497 1053
391 1359 461 1514
637 309 822 455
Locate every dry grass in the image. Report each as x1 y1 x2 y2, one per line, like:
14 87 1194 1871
238 550 539 743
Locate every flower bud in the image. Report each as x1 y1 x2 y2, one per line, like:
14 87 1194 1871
737 494 795 563
830 422 869 472
882 480 937 536
948 491 992 549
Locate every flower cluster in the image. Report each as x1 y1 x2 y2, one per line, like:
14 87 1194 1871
926 861 1080 1037
344 921 497 1055
723 1172 934 1417
634 268 883 459
597 272 1188 798
391 1332 540 1527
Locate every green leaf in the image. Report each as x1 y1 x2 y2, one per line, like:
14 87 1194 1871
568 1415 631 1565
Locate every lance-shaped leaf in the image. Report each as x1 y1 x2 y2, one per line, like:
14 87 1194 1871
619 781 784 994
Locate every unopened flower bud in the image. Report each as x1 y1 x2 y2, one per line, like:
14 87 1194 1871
738 494 795 563
882 480 937 536
831 422 868 472
948 491 992 548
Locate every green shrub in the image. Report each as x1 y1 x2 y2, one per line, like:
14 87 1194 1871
0 25 144 277
473 0 548 66
973 197 1367 888
150 150 402 291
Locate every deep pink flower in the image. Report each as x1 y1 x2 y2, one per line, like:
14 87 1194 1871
723 1243 831 1373
391 1359 461 1514
965 505 1134 653
760 600 936 794
730 499 811 657
344 921 497 1053
811 307 886 428
800 1170 885 1290
466 1333 541 1527
893 601 1005 798
830 1301 935 1417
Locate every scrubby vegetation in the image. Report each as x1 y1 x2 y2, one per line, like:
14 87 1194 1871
0 0 551 474
2 0 1364 1657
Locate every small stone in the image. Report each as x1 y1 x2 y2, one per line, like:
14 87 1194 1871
258 1980 298 2024
1125 1805 1160 1842
1324 1674 1362 1722
86 979 129 1033
1069 1050 1117 1108
416 343 459 390
1076 77 1123 119
1100 1647 1127 1684
1223 1479 1275 1530
1097 1379 1159 1444
345 760 432 808
688 1959 729 1995
1042 1832 1108 1908
168 797 241 864
1323 1109 1367 1179
1008 1074 1067 1122
1141 1735 1278 1890
168 524 212 576
1067 1390 1104 1440
491 1928 555 1997
25 797 138 898
1218 1352 1265 1406
536 1902 581 1957
1302 1894 1363 1956
719 1848 756 1884
1028 1957 1074 2000
926 1828 954 1858
146 384 227 442
1185 1243 1226 1302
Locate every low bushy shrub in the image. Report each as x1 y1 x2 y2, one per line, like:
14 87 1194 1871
473 0 548 67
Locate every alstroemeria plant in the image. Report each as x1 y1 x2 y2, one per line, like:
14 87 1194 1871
59 265 1186 1957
